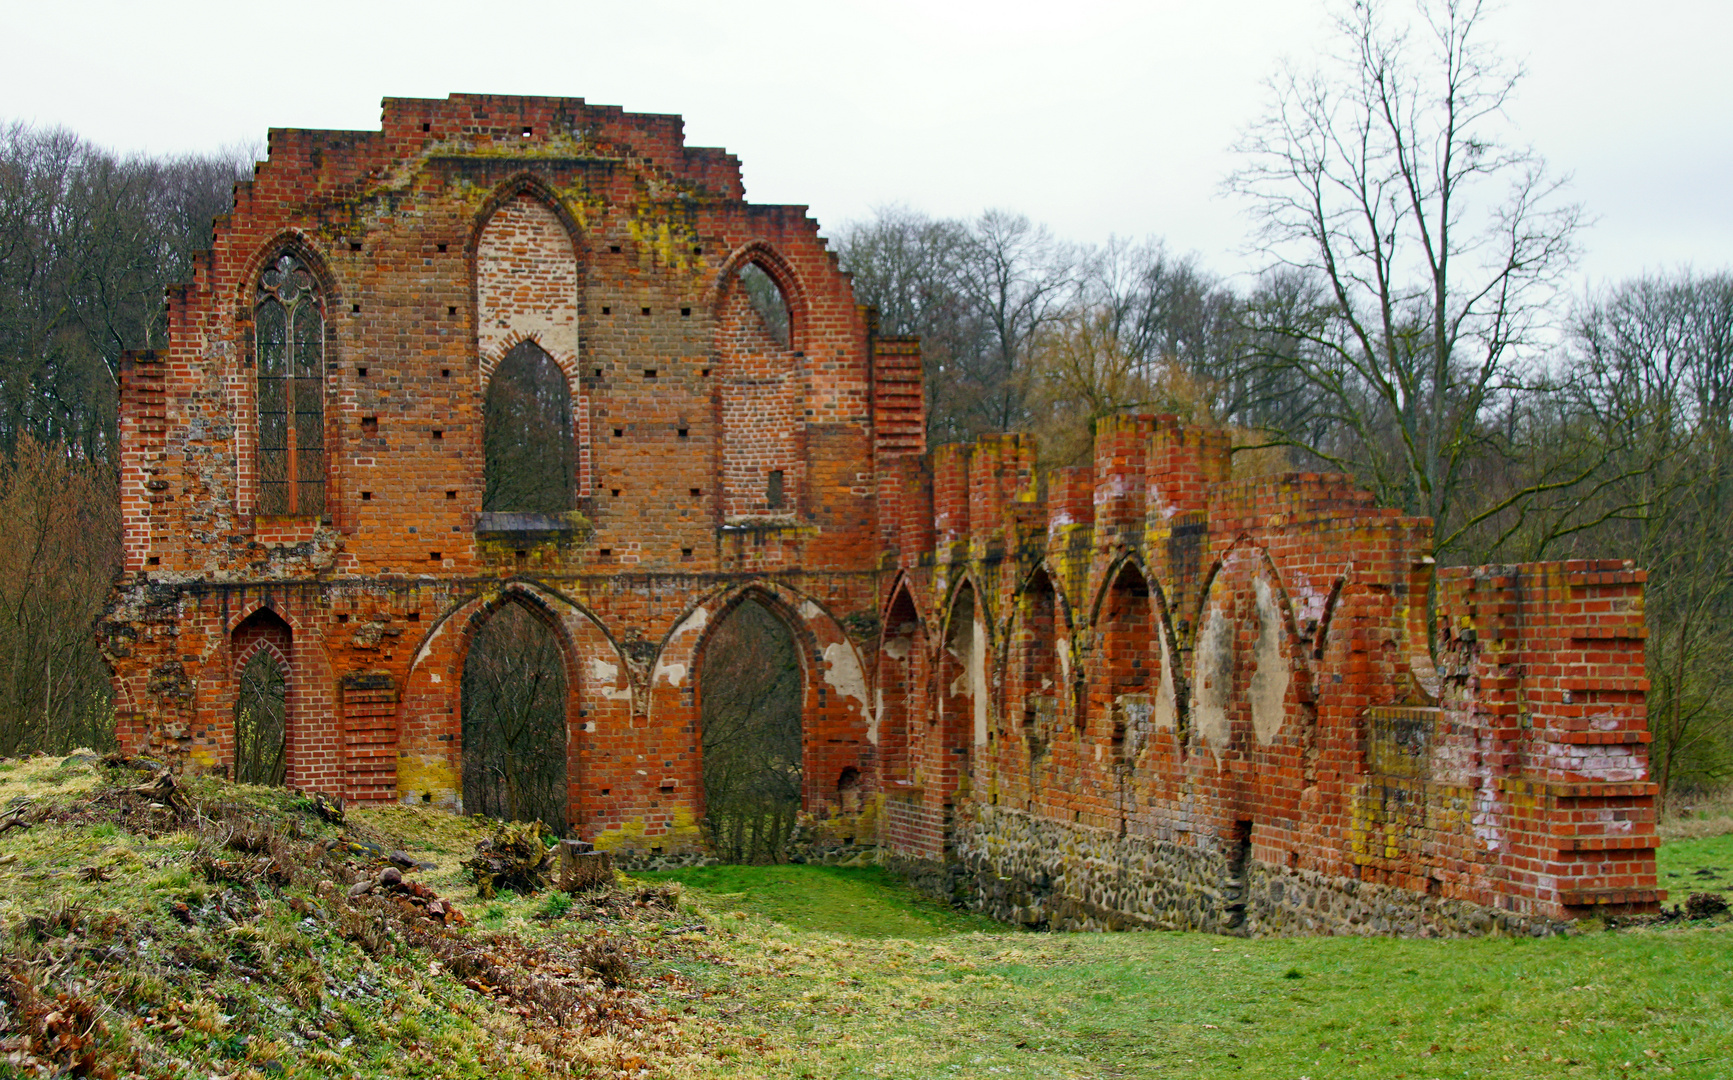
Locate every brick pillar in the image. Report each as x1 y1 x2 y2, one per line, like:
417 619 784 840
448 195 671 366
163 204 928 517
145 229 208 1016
932 443 972 557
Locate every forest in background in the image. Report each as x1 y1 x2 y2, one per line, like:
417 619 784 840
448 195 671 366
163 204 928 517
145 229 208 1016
1 0 1728 805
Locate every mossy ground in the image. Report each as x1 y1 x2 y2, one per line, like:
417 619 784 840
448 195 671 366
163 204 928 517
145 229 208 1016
3 754 1729 1079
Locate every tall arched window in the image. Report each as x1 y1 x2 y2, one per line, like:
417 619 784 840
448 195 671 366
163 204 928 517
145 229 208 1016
483 340 574 512
255 254 325 516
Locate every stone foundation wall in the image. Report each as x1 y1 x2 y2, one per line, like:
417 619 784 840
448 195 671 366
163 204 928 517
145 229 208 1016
932 804 1569 938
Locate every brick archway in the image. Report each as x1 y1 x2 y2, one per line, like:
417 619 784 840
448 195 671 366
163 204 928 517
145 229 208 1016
652 581 874 830
396 581 629 828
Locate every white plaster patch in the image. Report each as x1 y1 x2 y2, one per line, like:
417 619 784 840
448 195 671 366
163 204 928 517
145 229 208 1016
588 657 632 701
1193 602 1233 749
429 673 441 684
799 600 823 621
654 606 710 686
822 640 872 726
1153 616 1177 730
1250 577 1291 744
882 634 911 661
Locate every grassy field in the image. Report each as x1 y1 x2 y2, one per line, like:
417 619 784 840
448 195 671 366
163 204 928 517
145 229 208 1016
642 848 1733 1080
2 754 1729 1079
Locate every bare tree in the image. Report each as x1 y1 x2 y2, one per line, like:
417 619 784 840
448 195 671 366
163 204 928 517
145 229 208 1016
1552 273 1733 796
462 600 570 832
699 600 802 863
835 206 1073 446
0 436 119 755
1227 0 1582 554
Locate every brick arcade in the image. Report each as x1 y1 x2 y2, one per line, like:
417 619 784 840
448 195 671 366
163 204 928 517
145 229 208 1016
102 94 1660 934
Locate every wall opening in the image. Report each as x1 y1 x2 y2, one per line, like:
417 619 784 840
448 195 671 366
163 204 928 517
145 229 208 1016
461 598 570 832
877 588 924 783
1098 562 1153 752
698 597 803 863
937 583 981 804
484 340 575 512
738 262 790 346
231 608 292 785
1015 569 1060 750
234 649 287 786
1223 818 1254 930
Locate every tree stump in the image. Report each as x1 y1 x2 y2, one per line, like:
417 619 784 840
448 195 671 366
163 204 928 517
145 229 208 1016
558 839 612 893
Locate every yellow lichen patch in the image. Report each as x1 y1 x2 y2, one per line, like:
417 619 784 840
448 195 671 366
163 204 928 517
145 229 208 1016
395 752 458 809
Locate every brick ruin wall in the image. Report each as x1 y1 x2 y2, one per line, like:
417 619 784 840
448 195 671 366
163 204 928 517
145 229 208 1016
874 419 1658 934
102 93 1658 936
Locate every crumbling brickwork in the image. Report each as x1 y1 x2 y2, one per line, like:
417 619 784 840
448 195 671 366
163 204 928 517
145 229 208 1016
104 93 1657 931
875 417 1659 929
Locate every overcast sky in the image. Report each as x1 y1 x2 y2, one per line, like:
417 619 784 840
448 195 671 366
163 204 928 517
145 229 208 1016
3 0 1727 291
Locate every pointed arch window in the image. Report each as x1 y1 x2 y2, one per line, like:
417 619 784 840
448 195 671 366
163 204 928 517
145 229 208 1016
255 254 325 516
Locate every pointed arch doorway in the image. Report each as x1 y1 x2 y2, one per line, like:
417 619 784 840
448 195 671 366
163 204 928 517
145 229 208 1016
461 597 571 832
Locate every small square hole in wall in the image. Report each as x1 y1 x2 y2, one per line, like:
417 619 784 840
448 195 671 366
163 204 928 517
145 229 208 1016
338 612 349 623
521 126 532 137
432 429 443 440
690 488 701 497
146 556 160 566
407 612 420 622
610 489 621 498
680 547 693 560
592 368 602 378
600 788 610 796
641 307 651 317
700 367 711 377
349 241 361 252
361 491 373 500
613 428 623 438
357 366 368 377
693 246 703 255
601 306 611 315
441 368 451 378
436 242 447 252
448 306 456 316
681 307 691 317
352 303 361 314
445 490 456 500
644 369 656 379
362 416 378 435
429 551 442 561
422 122 431 132
598 548 613 559
610 245 622 254
677 427 688 438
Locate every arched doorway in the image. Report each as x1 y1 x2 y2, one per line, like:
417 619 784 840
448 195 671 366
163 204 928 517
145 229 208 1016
232 608 291 786
697 597 802 863
461 598 570 832
234 652 287 786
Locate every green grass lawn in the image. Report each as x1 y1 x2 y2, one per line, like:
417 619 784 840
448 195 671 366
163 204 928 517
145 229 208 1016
644 841 1733 1080
1657 832 1733 900
635 863 1005 938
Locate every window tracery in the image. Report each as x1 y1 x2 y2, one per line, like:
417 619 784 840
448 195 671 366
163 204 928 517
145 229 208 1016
255 254 325 516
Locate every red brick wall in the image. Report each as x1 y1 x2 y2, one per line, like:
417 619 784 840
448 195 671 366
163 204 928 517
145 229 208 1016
875 417 1659 924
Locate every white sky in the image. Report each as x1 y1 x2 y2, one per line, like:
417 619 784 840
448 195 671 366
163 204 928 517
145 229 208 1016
4 0 1728 291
